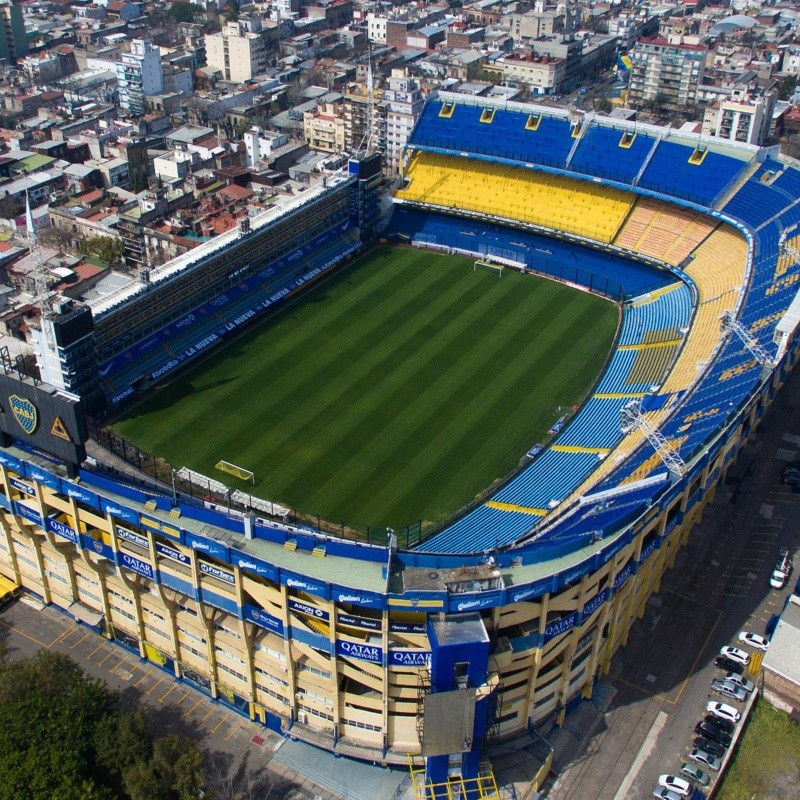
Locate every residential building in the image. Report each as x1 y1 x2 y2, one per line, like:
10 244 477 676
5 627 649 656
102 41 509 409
205 20 269 83
702 88 776 145
0 0 27 63
367 12 387 45
510 0 571 41
243 127 289 168
500 51 566 96
628 35 706 111
343 82 384 155
383 69 423 175
116 39 164 116
303 100 346 154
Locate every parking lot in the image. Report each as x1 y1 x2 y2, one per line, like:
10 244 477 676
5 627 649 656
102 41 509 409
0 599 340 800
549 364 800 800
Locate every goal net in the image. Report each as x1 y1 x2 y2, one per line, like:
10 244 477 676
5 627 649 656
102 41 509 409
474 260 503 277
215 460 255 483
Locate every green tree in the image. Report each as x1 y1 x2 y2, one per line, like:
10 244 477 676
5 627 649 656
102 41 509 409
167 3 204 23
779 75 798 102
123 735 204 800
0 652 207 800
78 236 125 266
224 0 240 22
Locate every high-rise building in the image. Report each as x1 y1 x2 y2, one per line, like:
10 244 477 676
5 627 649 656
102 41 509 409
0 1 27 64
628 35 705 111
205 20 268 83
383 69 423 175
116 39 165 116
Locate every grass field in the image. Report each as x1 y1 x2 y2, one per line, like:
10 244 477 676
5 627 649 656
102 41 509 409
717 698 800 800
113 246 618 529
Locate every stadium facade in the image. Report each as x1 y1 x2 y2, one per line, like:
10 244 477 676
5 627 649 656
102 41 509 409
2 95 800 793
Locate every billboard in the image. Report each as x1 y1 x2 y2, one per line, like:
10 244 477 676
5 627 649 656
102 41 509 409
0 372 87 470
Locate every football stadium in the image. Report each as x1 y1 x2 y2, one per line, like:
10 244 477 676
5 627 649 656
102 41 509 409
2 93 800 796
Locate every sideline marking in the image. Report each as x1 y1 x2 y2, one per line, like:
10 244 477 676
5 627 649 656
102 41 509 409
612 710 669 800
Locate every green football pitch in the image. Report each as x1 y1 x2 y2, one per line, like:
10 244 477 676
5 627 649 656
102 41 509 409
112 246 618 529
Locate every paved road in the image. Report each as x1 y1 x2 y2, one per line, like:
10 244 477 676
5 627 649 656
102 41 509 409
0 600 341 800
549 363 800 800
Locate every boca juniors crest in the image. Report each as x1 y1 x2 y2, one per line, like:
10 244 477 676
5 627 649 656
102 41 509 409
9 395 38 435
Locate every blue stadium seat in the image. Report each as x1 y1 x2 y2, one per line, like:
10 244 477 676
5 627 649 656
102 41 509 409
639 141 749 206
409 102 575 170
722 180 790 228
570 125 654 184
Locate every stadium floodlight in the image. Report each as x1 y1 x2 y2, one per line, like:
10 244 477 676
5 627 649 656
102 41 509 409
620 400 686 477
719 311 775 370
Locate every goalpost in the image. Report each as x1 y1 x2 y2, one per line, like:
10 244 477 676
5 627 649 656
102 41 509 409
215 460 255 483
474 259 504 277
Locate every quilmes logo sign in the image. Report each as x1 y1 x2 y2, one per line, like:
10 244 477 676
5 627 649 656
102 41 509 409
9 394 38 434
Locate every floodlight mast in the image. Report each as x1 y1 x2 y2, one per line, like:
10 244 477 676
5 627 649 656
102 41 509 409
620 400 686 477
27 192 55 347
719 311 774 370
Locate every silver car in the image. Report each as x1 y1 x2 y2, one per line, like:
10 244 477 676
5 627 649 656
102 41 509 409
724 672 754 693
711 678 747 702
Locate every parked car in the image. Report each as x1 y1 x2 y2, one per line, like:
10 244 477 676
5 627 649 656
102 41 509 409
738 631 770 650
693 736 726 759
703 713 735 734
652 788 682 800
714 655 744 675
680 762 710 786
706 701 741 723
695 721 732 747
711 678 747 702
782 463 800 487
719 646 750 665
689 748 720 772
770 548 793 589
724 672 754 693
657 775 691 797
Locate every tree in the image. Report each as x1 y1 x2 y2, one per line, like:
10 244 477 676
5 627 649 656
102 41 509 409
779 75 798 102
0 652 207 800
0 195 22 220
123 735 204 800
167 3 204 24
224 0 240 22
78 236 125 266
